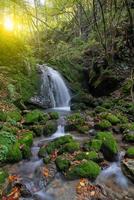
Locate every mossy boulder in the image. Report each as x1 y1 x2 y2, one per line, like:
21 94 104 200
0 169 8 185
126 147 134 158
105 113 120 125
31 125 45 137
43 121 57 136
95 106 108 113
60 141 80 153
66 161 101 180
6 110 21 122
120 123 134 132
0 131 16 148
21 144 32 159
7 143 22 163
2 125 19 135
65 113 85 132
0 111 7 121
75 151 99 162
96 131 118 161
123 132 134 143
95 120 112 130
56 156 70 172
49 112 59 120
89 139 102 152
18 131 33 147
24 110 47 124
0 145 8 163
39 135 73 156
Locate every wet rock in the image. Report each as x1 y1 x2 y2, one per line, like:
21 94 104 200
121 159 134 183
88 129 97 136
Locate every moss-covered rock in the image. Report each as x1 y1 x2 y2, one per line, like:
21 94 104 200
89 139 102 152
24 110 47 124
0 145 8 163
56 156 70 172
39 135 74 156
21 144 32 159
123 132 134 143
0 131 16 147
0 169 8 185
105 113 120 125
96 120 112 130
126 147 134 158
96 131 118 161
95 106 108 113
66 161 101 180
7 143 22 162
18 131 33 147
75 151 99 162
2 125 19 135
0 111 7 121
120 123 134 132
60 141 80 153
49 112 59 120
6 110 21 122
31 125 45 137
43 121 57 136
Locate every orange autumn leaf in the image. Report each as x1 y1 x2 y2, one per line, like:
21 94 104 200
42 167 49 177
8 175 20 183
2 187 21 200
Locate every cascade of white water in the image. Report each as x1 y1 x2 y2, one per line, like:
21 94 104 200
31 64 71 109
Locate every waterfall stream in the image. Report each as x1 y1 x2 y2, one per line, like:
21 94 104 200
31 64 71 109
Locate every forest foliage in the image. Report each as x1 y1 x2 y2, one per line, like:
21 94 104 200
0 0 133 100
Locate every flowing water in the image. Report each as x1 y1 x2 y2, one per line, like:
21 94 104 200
3 66 134 199
31 64 71 109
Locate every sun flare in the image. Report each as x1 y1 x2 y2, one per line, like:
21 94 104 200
4 16 14 31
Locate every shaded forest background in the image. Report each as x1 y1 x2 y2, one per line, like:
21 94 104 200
0 0 133 105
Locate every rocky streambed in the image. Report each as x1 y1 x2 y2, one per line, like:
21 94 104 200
0 105 134 200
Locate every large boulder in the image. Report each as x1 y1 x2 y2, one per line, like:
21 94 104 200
66 160 101 180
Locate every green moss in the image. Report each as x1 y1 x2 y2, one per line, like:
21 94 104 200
96 120 112 130
115 113 128 124
49 112 59 120
56 156 70 172
106 113 120 125
6 110 21 122
43 156 51 164
0 145 8 163
0 111 7 121
0 169 8 185
102 100 114 109
67 113 85 125
66 161 101 180
126 147 134 158
31 125 45 137
96 131 118 160
76 124 89 134
124 133 134 143
43 121 57 136
0 131 16 147
39 135 74 155
95 106 108 113
18 131 33 147
75 151 98 162
21 144 32 159
2 125 19 135
38 146 47 158
88 139 102 152
24 110 46 124
60 141 80 153
120 123 134 131
7 143 22 162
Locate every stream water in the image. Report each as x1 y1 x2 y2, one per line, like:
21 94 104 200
3 66 134 199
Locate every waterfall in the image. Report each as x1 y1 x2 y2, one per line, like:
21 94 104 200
31 64 71 109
